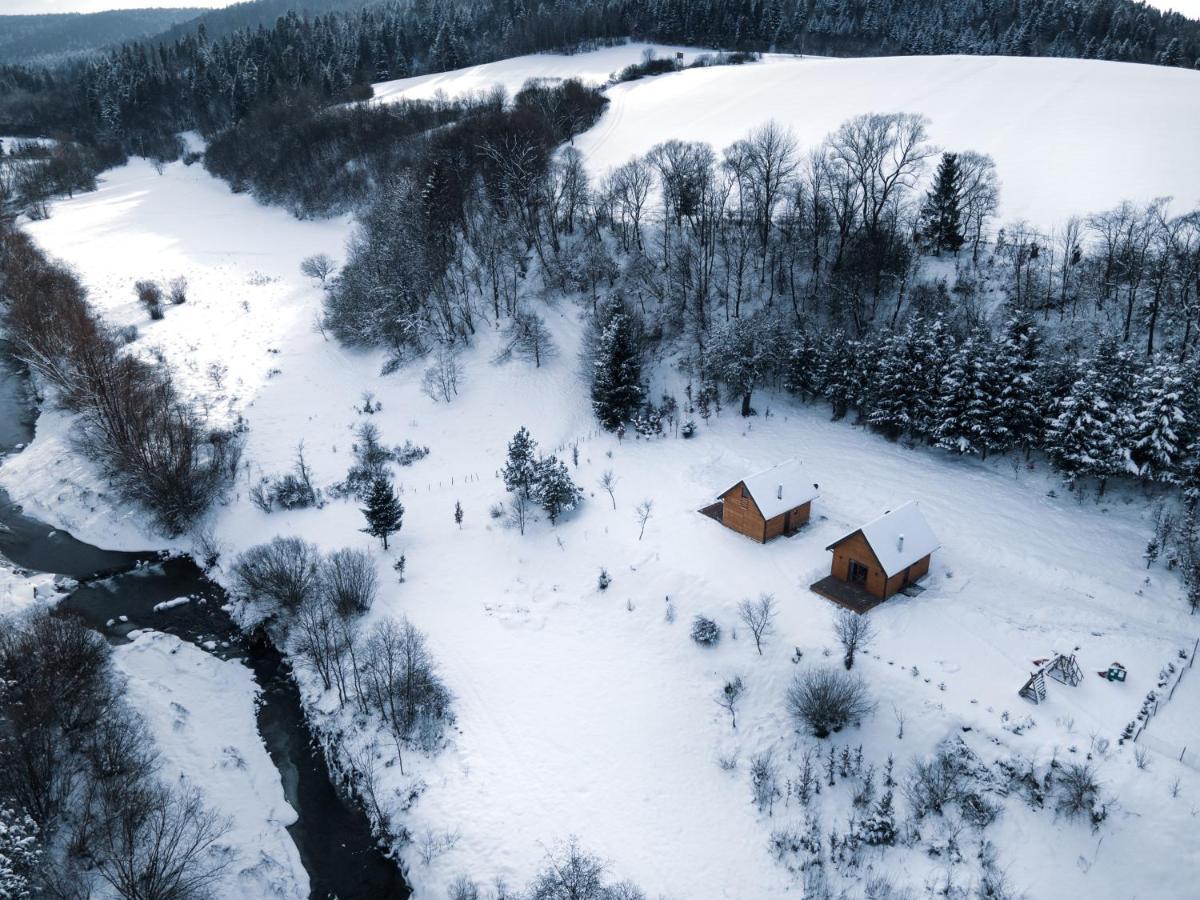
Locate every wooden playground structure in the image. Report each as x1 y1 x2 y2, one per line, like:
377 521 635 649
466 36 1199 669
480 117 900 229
1018 652 1084 705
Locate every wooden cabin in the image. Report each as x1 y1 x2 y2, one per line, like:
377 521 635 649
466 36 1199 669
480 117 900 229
713 459 819 543
824 502 938 601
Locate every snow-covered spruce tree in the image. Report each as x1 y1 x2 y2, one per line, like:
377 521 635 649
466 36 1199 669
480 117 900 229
867 317 948 441
705 312 781 417
920 151 965 255
502 427 540 534
535 454 582 524
361 475 404 550
817 331 858 421
1130 359 1188 483
933 331 1005 458
993 311 1045 454
0 804 41 899
589 297 644 431
1045 340 1140 494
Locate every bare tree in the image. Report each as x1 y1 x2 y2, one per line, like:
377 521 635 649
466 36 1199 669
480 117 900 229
737 593 778 655
833 607 874 669
230 537 321 612
422 344 462 403
496 311 555 368
92 782 231 900
714 675 745 730
634 498 654 540
597 469 618 509
300 253 335 286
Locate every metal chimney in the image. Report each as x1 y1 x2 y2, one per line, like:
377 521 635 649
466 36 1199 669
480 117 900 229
777 484 783 500
897 534 905 552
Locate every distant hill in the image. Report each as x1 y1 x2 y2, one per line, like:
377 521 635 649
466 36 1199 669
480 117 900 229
147 0 373 46
0 8 204 66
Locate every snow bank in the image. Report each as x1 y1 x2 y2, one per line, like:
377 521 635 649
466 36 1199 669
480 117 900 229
0 557 58 616
113 631 309 899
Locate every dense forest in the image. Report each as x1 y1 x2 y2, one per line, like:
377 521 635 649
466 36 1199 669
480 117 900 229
1 0 1198 158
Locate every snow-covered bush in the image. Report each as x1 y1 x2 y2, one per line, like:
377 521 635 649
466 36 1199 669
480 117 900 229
0 803 42 898
168 275 188 305
690 615 721 646
786 667 873 738
750 748 780 813
597 568 612 591
1054 762 1107 829
524 838 645 900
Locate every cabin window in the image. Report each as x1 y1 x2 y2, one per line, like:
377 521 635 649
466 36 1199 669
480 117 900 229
848 560 869 586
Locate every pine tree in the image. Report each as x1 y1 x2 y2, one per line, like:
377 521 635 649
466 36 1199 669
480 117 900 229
921 152 965 254
454 499 463 528
535 455 583 524
1131 360 1187 482
590 298 644 431
361 475 404 550
994 312 1044 454
934 332 1003 457
502 426 539 534
1045 340 1140 494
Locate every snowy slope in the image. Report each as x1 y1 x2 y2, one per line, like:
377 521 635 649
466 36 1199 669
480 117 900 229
7 153 1200 898
113 631 309 899
374 47 1200 226
371 42 705 104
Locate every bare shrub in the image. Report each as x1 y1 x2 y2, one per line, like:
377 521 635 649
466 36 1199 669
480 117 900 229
785 667 873 738
1054 762 1107 829
320 547 378 616
230 537 321 611
750 748 780 814
168 276 188 305
135 279 164 319
833 608 873 669
496 311 556 368
714 675 744 730
738 593 777 655
902 748 971 818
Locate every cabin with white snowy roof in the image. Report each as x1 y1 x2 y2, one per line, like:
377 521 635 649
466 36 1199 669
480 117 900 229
711 459 819 543
822 502 939 602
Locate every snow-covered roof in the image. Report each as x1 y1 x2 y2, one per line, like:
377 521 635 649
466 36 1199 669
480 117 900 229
827 501 939 578
721 459 820 521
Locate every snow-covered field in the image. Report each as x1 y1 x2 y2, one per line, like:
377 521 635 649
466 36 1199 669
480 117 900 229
113 631 308 899
4 46 1200 899
376 47 1200 226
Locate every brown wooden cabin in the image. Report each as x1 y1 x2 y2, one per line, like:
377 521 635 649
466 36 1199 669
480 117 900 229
825 501 939 601
715 459 819 543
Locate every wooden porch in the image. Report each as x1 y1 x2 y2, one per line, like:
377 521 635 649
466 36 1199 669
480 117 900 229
809 575 885 614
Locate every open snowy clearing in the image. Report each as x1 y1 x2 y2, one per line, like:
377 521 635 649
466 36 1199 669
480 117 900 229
5 148 1200 897
371 42 705 104
113 630 308 899
375 46 1200 227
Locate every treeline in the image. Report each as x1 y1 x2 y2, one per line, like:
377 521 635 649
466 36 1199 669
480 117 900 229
2 0 1197 162
203 94 471 218
324 78 608 356
0 227 241 533
0 609 230 897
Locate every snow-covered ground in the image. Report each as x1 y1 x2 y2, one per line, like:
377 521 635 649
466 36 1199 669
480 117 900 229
5 48 1200 898
375 47 1200 226
0 556 58 616
113 631 309 899
371 42 705 104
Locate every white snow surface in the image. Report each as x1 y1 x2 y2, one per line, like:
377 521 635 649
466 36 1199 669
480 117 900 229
4 54 1200 897
0 557 57 616
832 500 940 578
112 631 308 899
724 457 819 520
371 42 704 104
375 46 1200 226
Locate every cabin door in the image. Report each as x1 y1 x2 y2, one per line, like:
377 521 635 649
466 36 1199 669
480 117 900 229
848 560 868 586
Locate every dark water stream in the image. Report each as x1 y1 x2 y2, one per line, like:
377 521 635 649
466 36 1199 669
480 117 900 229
0 349 409 899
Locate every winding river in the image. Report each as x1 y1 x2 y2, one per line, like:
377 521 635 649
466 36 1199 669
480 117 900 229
0 348 409 899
